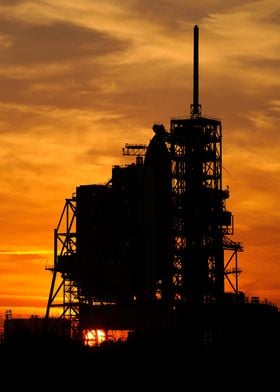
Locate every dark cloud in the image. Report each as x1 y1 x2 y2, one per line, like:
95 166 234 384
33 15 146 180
236 57 280 70
0 64 107 109
126 0 263 32
0 54 185 114
0 77 30 103
0 18 130 65
0 17 131 109
260 8 280 24
0 0 26 5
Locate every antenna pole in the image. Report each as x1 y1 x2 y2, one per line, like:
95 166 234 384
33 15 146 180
191 25 201 117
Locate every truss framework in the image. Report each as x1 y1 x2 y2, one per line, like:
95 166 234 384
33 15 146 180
45 197 80 337
168 117 243 303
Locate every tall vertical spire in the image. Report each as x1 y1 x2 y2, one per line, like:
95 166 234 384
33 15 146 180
191 25 202 117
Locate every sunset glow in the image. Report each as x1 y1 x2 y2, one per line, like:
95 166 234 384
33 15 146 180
0 0 279 318
84 329 106 346
84 329 131 346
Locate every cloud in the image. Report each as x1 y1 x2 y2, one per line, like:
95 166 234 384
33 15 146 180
261 6 280 24
119 0 264 33
0 18 130 65
0 16 131 113
0 0 26 5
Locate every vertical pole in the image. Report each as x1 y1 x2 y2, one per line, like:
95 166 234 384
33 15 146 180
235 252 238 293
45 229 57 320
191 25 201 117
193 25 199 114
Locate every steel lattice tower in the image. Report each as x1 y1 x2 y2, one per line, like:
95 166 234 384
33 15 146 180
167 25 242 304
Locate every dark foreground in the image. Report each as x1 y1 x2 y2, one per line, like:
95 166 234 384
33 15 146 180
0 329 279 391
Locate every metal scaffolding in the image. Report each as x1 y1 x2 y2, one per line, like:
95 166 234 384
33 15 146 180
45 197 80 337
168 117 243 303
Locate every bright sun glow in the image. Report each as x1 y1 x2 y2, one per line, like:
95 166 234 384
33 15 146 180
84 329 131 346
84 329 106 346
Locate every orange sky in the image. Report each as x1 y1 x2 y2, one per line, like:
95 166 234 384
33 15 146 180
0 0 279 318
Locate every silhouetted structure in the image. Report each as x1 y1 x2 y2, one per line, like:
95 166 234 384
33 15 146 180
45 26 278 347
4 316 70 343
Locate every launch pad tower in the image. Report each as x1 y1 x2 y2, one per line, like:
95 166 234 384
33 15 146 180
46 26 244 340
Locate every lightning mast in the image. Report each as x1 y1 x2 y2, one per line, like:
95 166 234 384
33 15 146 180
191 25 202 118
